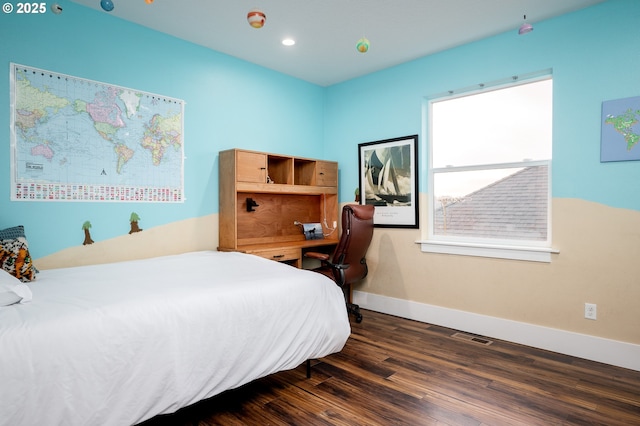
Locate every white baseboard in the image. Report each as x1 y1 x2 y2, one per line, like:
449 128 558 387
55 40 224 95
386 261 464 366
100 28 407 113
353 290 640 372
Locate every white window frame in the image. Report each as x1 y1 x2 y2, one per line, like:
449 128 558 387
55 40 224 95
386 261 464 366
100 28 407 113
418 72 558 262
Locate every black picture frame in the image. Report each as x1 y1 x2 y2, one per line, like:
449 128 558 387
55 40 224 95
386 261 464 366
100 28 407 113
358 135 419 228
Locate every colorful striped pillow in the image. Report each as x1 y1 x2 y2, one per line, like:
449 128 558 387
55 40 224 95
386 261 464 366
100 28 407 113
0 226 37 282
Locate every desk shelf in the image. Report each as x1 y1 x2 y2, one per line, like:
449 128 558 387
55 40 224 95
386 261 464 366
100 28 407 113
235 182 338 195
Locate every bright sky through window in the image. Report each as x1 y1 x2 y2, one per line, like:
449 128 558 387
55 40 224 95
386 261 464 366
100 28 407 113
431 79 552 198
428 76 553 247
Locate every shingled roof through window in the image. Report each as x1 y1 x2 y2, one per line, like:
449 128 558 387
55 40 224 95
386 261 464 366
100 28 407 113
434 165 548 241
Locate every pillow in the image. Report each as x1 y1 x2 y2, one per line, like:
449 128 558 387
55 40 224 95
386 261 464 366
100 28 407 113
0 225 27 240
0 226 37 282
0 269 32 306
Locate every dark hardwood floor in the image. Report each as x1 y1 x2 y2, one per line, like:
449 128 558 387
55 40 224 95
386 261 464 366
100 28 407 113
142 309 640 425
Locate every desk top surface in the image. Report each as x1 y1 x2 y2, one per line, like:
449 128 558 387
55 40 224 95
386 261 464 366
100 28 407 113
219 238 339 253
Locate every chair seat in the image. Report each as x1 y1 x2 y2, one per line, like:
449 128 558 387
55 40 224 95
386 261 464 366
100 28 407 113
313 266 335 281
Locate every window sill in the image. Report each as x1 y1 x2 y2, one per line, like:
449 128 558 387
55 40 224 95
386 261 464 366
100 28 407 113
417 240 559 263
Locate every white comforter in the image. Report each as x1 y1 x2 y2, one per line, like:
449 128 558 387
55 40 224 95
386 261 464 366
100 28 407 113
0 251 350 425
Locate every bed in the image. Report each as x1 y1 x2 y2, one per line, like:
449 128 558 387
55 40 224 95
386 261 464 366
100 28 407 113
0 250 351 426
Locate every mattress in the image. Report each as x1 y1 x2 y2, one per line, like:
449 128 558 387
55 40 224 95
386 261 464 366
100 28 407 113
0 251 350 425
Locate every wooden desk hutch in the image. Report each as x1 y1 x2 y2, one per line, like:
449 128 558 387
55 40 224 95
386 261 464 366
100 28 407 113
218 149 339 268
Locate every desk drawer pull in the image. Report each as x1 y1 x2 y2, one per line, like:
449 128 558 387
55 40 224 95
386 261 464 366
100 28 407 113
272 254 285 259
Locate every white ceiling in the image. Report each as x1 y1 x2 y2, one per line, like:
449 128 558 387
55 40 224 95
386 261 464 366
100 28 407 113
70 0 604 86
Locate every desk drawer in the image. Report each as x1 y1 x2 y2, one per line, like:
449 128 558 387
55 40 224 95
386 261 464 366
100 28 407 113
249 247 301 263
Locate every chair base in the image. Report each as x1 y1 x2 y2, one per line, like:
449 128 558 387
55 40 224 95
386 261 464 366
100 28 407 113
347 302 363 323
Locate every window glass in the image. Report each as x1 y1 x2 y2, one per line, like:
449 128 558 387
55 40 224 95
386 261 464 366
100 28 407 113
432 79 552 169
429 77 552 245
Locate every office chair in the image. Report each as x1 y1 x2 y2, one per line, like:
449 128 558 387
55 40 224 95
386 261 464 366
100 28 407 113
306 204 375 323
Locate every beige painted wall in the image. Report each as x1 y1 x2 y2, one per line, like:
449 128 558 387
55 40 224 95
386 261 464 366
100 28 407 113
35 198 639 346
356 196 640 345
35 214 218 270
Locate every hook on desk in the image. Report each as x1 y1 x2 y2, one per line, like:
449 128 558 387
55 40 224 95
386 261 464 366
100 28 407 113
246 197 259 212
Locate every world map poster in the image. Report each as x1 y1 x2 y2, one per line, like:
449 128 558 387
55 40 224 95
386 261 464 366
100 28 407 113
601 95 640 163
10 63 185 202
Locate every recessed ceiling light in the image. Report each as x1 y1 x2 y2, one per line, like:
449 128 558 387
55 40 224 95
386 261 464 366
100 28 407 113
282 38 295 46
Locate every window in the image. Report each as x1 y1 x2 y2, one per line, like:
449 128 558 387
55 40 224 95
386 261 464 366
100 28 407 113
423 75 554 261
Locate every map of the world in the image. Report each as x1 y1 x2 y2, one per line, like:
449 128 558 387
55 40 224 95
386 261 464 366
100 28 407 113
601 95 640 163
10 63 184 202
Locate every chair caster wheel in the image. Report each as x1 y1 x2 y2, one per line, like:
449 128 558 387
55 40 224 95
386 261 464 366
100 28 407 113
355 314 363 323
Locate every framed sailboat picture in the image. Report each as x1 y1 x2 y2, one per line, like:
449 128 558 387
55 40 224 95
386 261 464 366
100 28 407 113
358 135 419 228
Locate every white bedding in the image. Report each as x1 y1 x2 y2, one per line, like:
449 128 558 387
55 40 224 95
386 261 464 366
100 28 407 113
0 251 350 426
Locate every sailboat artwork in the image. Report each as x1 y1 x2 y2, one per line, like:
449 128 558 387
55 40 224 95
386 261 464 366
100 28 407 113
358 135 419 228
364 146 412 206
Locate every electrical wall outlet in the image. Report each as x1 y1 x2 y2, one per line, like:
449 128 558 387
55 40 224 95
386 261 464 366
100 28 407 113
584 303 597 320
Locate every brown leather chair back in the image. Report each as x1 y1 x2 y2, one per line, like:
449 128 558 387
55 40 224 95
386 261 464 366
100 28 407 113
330 204 375 286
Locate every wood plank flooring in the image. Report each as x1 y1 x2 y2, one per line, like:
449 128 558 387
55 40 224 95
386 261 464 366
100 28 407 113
142 309 640 425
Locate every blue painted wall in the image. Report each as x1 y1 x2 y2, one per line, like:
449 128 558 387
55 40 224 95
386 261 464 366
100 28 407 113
325 0 640 209
2 0 638 259
0 2 325 258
